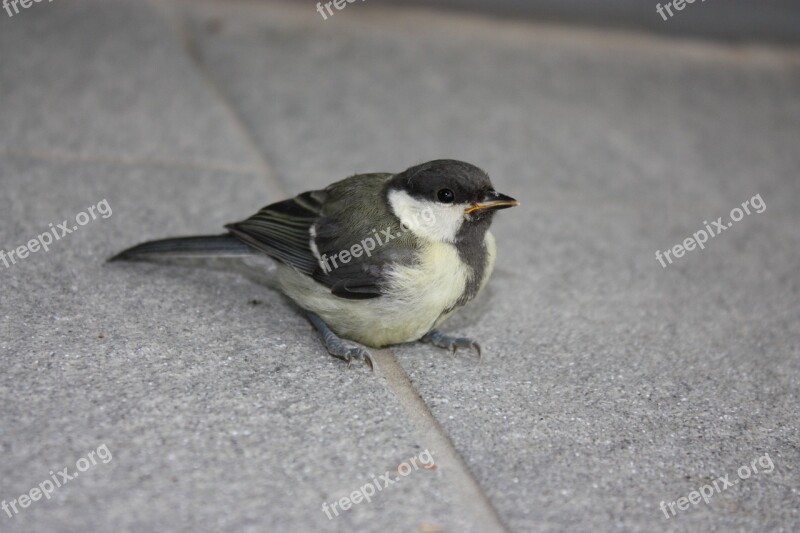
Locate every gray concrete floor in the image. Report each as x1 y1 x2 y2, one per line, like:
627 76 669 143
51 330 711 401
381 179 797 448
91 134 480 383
375 0 800 43
1 1 798 532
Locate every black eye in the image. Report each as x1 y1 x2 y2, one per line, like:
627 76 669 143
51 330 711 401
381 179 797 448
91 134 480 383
437 189 455 203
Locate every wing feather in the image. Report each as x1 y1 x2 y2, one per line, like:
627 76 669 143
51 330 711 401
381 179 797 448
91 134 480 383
225 177 411 300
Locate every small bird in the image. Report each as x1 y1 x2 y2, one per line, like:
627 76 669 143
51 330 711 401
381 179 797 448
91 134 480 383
110 160 518 369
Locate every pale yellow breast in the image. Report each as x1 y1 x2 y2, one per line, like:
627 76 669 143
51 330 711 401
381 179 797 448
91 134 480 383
277 232 495 347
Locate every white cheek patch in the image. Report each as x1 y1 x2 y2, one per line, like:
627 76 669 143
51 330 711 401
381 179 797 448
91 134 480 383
388 189 466 243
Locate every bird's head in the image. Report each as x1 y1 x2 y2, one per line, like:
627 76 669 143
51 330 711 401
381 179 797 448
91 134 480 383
385 159 519 243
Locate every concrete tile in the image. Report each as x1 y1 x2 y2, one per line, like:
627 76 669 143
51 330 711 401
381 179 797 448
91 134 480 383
181 2 800 530
0 0 258 173
0 156 475 532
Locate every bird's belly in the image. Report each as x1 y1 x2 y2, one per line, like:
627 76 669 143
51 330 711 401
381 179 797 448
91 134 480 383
277 241 471 347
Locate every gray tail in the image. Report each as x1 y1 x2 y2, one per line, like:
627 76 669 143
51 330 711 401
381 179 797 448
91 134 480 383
108 233 253 262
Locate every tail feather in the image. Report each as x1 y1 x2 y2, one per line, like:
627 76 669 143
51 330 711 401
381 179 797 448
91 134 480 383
108 233 253 262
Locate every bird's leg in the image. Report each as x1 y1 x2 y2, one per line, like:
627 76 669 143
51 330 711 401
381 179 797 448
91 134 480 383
420 329 482 361
306 312 374 371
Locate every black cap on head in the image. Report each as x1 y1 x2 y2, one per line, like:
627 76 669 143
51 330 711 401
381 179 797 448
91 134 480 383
387 159 494 205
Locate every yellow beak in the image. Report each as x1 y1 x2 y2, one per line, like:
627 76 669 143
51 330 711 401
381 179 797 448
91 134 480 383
464 192 520 214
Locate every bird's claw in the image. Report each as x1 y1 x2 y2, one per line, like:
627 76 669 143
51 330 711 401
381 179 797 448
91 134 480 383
343 347 374 371
421 330 482 362
447 339 481 361
306 311 374 372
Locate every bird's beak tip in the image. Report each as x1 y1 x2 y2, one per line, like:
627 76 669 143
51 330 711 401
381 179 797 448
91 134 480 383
464 193 520 214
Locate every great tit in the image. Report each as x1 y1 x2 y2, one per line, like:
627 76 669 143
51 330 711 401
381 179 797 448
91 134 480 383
110 159 519 369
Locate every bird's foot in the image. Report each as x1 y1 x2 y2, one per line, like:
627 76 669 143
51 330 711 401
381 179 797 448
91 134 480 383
306 312 374 371
420 329 481 361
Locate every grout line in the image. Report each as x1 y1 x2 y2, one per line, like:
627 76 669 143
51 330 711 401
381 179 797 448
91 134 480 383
150 0 287 198
154 1 508 529
0 147 261 177
374 349 510 533
165 0 800 64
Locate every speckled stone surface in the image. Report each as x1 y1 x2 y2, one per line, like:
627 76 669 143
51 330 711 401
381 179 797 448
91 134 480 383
1 1 798 531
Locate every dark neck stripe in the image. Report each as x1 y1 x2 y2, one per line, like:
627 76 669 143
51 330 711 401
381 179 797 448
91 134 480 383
453 219 491 307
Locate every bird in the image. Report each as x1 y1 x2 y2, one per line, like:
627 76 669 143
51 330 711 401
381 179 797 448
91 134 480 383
109 159 519 370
